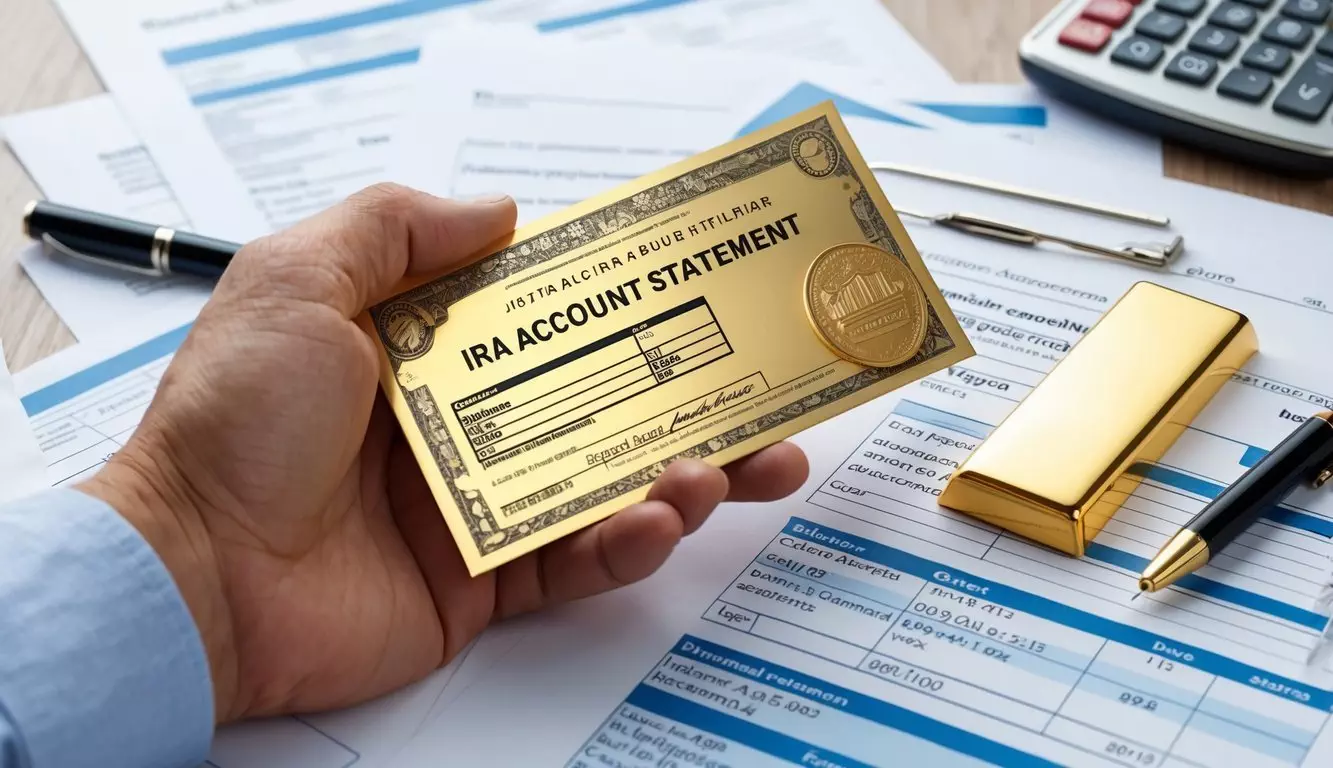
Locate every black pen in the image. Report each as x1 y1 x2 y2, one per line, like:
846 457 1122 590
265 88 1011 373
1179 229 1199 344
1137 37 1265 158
1139 411 1333 593
22 200 241 280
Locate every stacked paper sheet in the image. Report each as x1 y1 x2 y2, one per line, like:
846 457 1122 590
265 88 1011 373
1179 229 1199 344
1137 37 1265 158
4 0 1333 766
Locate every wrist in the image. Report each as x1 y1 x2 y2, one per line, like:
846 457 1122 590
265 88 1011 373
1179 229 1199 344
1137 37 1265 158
78 445 240 723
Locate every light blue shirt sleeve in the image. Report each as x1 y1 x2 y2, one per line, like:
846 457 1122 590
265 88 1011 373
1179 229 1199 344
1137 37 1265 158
0 488 214 768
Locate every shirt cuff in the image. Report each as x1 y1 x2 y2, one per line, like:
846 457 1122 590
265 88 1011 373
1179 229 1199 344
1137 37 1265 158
0 488 213 768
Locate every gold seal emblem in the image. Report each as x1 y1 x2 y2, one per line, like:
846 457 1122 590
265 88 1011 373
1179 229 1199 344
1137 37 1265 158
804 243 929 368
790 130 840 178
377 301 437 361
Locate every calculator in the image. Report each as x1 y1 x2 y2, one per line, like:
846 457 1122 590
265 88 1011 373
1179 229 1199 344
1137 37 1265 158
1019 0 1333 174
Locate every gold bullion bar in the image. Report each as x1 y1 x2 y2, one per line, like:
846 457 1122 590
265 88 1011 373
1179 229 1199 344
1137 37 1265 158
359 102 974 575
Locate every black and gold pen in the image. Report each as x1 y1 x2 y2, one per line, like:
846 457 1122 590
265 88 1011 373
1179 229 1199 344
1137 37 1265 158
22 200 240 280
1139 411 1333 593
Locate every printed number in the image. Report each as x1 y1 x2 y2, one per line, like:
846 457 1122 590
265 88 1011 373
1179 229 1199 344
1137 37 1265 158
785 700 820 719
1105 741 1157 765
1145 655 1174 672
748 690 819 718
1118 692 1158 711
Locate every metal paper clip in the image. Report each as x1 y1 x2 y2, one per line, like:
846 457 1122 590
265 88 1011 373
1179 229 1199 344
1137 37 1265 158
871 162 1170 227
895 209 1185 269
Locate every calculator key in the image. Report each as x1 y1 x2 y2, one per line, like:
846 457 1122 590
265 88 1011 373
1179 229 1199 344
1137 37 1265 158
1319 32 1333 57
1111 36 1167 68
1059 18 1115 51
1083 0 1136 27
1273 56 1333 119
1261 17 1313 47
1234 0 1275 7
1165 50 1220 83
1137 11 1189 40
1281 0 1331 21
1156 0 1206 15
1189 26 1241 57
1209 2 1260 30
1156 0 1207 16
1218 68 1275 101
1242 41 1294 72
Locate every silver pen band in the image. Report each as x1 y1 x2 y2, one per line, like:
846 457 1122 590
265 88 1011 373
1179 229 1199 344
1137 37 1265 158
150 227 176 275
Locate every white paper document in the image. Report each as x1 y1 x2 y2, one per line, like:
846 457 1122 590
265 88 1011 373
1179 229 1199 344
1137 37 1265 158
735 78 1162 173
398 37 806 225
53 0 950 240
1 96 212 341
399 35 1159 228
0 342 48 504
385 133 1333 767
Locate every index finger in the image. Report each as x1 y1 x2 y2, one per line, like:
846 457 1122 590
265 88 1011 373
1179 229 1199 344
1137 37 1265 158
225 184 517 316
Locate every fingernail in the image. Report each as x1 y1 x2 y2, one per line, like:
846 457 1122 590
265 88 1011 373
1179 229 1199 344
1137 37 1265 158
462 192 512 204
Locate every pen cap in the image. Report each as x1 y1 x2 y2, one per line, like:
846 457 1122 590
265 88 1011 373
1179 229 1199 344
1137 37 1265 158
939 282 1258 556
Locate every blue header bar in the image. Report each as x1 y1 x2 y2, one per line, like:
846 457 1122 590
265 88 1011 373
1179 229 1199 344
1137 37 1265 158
670 635 1058 768
1241 445 1269 467
191 49 419 106
736 82 923 137
781 517 1333 711
21 325 191 417
537 0 697 33
161 0 480 66
910 102 1048 127
893 399 991 441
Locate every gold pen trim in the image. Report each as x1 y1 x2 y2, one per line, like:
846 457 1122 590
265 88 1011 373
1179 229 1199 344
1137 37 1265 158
1139 530 1209 593
1315 410 1333 489
21 200 37 240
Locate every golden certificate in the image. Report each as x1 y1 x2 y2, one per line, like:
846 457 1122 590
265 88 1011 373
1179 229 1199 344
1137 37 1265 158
361 103 973 574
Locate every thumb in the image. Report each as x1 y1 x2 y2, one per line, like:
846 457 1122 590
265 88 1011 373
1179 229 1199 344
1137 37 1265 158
224 183 517 317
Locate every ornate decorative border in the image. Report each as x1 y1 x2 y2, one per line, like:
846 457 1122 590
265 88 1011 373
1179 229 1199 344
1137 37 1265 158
371 116 957 556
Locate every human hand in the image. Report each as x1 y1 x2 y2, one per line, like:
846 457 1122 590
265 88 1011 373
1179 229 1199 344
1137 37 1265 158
79 185 809 724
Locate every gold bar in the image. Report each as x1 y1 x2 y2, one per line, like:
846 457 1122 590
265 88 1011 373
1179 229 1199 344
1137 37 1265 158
939 282 1258 556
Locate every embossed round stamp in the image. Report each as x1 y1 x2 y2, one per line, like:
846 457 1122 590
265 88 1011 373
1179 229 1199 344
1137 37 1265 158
377 301 437 361
790 130 840 178
804 243 928 368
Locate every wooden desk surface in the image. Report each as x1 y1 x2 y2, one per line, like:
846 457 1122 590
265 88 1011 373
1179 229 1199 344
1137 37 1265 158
1 0 1329 374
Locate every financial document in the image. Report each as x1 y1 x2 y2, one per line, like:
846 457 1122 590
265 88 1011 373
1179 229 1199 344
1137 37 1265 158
0 46 781 336
398 36 807 225
53 0 949 240
386 133 1333 767
398 35 1159 227
2 96 211 341
736 78 1162 172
